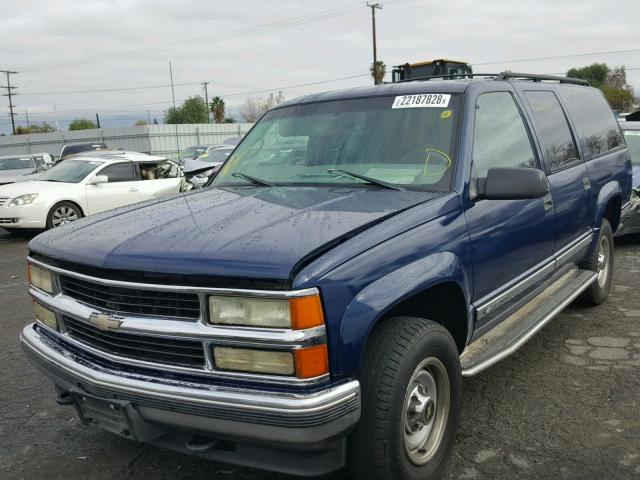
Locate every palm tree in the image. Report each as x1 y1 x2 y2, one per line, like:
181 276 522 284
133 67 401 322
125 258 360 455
370 61 386 85
210 96 226 123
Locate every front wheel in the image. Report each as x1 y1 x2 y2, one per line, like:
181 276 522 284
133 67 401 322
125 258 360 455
348 317 461 480
46 202 82 229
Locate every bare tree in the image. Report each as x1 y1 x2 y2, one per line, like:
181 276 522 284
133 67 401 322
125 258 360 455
240 92 285 122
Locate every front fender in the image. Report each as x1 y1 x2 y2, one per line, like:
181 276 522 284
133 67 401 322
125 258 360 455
338 251 471 376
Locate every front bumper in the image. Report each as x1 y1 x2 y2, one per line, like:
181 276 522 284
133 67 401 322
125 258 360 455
20 324 360 475
0 203 47 229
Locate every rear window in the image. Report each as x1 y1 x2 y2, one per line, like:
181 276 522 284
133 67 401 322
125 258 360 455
557 87 623 158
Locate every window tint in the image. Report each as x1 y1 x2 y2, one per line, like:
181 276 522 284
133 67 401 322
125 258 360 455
473 92 537 177
100 162 136 182
557 87 623 158
524 91 579 172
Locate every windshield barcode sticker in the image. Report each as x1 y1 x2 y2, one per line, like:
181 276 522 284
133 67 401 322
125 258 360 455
392 94 450 109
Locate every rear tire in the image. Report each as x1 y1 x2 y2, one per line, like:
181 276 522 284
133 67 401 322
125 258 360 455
579 218 614 306
348 317 461 480
46 201 82 229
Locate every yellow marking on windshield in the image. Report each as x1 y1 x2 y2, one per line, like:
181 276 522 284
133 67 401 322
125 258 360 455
440 110 452 119
423 147 452 177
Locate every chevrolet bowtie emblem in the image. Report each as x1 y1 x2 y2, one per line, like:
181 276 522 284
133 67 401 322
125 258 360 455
88 313 123 331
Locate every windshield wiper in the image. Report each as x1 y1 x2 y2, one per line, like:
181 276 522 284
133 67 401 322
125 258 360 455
231 172 274 187
327 169 405 191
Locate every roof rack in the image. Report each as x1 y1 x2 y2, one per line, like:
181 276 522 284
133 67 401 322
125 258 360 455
495 72 589 86
388 72 590 86
389 73 498 83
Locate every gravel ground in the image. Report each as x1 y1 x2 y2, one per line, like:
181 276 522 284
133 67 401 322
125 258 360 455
1 227 638 480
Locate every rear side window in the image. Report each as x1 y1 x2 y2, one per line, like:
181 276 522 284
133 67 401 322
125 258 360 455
473 91 537 177
524 91 579 172
100 162 136 182
558 87 623 158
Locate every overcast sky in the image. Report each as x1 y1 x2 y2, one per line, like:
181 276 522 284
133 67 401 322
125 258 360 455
1 0 638 132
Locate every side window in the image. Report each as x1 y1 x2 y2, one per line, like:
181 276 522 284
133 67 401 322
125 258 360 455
557 86 623 158
524 91 579 172
473 92 537 177
99 162 136 182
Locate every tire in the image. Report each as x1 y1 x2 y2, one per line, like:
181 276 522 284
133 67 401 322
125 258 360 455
348 317 461 480
578 218 614 306
46 201 82 229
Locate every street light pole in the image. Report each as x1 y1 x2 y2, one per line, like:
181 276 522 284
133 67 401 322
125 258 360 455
366 3 382 85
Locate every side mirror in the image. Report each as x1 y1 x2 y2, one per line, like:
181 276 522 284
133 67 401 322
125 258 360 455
88 175 108 185
477 167 549 200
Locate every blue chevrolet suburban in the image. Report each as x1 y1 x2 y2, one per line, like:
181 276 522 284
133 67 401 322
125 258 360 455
21 72 631 480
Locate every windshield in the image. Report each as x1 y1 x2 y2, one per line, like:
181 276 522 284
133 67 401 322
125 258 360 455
214 94 459 190
624 130 640 165
196 148 233 163
181 146 207 158
0 156 33 171
38 160 103 183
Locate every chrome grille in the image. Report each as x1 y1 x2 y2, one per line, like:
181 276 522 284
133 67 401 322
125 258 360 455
0 197 9 207
59 275 201 319
63 316 206 368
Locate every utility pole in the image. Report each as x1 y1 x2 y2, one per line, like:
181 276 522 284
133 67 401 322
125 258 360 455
366 3 382 85
169 62 180 158
25 110 30 127
0 70 18 135
95 113 101 128
202 81 210 123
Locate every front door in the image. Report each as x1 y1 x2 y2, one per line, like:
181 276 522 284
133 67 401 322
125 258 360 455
464 90 555 328
85 161 141 214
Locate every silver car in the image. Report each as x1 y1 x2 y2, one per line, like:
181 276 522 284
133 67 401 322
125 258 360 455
0 154 50 185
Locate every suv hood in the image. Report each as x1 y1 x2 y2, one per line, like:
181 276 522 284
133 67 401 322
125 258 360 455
30 186 441 283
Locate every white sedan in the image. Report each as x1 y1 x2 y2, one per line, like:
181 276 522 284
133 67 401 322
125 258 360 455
0 152 182 230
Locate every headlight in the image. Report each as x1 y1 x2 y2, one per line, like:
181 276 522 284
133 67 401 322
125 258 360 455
195 168 215 179
28 263 54 293
33 301 58 330
213 344 328 378
9 193 38 207
208 294 324 329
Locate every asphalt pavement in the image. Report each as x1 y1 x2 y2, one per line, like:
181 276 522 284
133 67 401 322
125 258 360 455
1 227 639 480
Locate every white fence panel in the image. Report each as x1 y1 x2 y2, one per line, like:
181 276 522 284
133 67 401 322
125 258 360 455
0 123 253 158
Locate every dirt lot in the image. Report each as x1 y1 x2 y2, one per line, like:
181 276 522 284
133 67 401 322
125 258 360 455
1 228 639 480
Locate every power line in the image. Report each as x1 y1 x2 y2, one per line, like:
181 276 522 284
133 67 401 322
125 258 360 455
19 81 202 96
473 48 640 66
0 70 18 135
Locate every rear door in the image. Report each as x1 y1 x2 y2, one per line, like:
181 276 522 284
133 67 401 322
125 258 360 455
520 89 591 263
464 89 555 329
85 162 141 214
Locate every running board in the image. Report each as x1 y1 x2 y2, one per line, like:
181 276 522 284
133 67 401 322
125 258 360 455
460 268 597 377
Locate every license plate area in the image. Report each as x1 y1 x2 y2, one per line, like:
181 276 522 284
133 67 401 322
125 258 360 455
74 393 133 437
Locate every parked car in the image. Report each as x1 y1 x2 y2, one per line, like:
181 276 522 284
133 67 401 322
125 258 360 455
58 142 109 162
178 145 209 164
20 73 630 480
616 121 640 236
183 146 233 188
0 152 180 230
0 154 51 186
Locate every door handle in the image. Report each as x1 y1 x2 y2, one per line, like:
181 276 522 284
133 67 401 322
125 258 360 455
543 194 554 211
582 177 591 190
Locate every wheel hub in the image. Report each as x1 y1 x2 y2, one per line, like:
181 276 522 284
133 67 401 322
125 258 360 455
402 357 450 465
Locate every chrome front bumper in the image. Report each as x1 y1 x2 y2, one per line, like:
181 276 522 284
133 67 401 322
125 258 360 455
20 324 361 446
